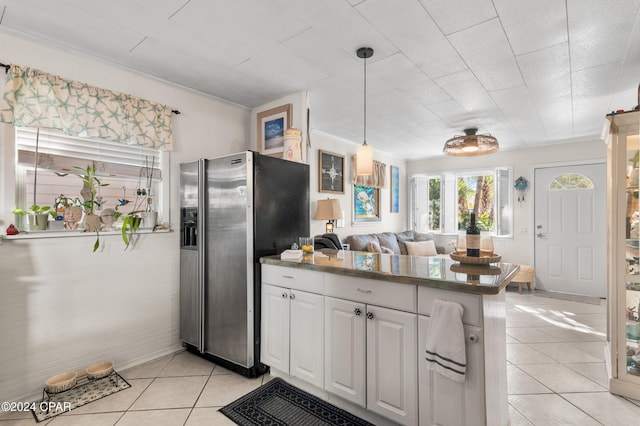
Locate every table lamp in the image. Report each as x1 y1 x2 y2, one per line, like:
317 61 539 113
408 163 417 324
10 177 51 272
315 199 343 233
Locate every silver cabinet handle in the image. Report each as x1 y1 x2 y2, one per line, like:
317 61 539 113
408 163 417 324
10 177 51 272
536 233 548 239
357 288 372 294
469 334 479 343
354 308 362 316
282 275 294 279
366 312 374 320
281 293 288 298
290 293 295 300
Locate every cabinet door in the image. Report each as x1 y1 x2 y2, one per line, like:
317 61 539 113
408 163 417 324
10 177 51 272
418 315 485 426
367 305 418 426
260 284 290 373
324 296 366 407
290 290 324 388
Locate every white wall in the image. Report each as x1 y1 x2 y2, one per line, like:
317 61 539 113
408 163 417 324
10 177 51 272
406 140 607 265
0 32 407 403
0 31 250 402
308 131 407 240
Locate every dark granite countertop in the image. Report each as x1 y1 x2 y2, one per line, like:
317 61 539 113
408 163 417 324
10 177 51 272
260 250 519 295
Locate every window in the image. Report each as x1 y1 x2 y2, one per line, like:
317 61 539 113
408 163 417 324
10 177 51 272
15 127 164 221
549 173 594 190
410 176 442 232
410 167 512 237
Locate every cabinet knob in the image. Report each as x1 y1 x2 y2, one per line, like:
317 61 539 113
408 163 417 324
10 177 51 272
366 312 374 320
281 293 288 298
469 334 479 343
290 293 296 300
354 308 361 316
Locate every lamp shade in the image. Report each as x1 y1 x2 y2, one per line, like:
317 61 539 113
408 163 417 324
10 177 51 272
443 128 499 157
314 199 343 220
356 144 373 175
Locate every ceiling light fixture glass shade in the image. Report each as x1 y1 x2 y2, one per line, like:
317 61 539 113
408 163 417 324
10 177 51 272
356 47 374 176
443 128 499 156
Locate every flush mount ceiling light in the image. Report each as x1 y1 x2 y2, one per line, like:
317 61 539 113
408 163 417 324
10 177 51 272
356 46 374 176
443 128 499 157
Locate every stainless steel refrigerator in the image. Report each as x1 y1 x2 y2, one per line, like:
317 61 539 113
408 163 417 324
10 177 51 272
179 151 309 377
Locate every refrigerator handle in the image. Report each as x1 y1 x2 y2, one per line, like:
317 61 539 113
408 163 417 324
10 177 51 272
197 159 207 353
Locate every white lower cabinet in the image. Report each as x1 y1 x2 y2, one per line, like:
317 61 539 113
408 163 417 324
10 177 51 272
418 315 485 426
324 297 366 406
367 305 418 426
324 296 418 426
261 283 324 388
261 264 507 426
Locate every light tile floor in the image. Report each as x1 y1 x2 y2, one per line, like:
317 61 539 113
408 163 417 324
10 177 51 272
2 290 640 425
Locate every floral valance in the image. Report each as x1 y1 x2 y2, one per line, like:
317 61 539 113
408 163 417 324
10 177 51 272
351 156 387 188
0 64 173 151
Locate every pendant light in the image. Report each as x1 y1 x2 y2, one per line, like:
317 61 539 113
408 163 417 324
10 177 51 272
356 47 374 176
443 128 499 156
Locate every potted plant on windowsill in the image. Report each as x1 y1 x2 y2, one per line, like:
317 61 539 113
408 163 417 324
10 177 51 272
72 161 108 251
12 205 55 231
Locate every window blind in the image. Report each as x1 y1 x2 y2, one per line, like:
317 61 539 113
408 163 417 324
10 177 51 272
495 167 512 236
16 127 162 180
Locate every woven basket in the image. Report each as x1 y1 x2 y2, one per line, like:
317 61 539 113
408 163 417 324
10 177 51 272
450 251 501 265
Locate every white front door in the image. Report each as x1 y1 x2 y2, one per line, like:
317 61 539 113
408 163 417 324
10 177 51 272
534 163 606 297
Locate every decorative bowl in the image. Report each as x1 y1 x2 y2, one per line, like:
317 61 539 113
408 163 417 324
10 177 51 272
86 360 114 380
45 371 77 394
450 251 501 265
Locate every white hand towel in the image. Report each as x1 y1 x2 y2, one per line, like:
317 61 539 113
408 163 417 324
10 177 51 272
280 249 303 260
425 299 466 382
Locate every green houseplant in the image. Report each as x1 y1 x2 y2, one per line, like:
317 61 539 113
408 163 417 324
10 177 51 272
72 161 109 251
12 205 55 231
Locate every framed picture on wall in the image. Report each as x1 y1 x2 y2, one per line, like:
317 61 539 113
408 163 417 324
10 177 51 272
390 165 399 213
318 150 345 194
256 104 292 157
353 185 380 223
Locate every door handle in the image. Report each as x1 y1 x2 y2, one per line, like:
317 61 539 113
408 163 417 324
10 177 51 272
536 233 548 239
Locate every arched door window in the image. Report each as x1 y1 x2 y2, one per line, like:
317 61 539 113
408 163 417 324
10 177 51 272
549 173 594 190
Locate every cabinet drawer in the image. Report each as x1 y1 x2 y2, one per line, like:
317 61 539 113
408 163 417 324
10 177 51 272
261 265 324 294
324 275 416 312
417 286 482 327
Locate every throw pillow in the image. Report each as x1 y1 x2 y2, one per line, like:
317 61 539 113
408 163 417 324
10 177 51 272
347 234 378 251
396 230 415 255
413 231 435 242
375 232 401 254
367 241 382 253
405 240 437 257
380 246 394 254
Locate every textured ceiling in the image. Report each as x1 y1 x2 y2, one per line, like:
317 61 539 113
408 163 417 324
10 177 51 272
1 0 639 159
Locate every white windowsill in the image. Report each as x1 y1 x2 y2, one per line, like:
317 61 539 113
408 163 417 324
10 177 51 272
1 227 172 241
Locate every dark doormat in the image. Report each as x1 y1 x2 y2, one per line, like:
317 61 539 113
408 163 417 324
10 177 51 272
535 290 603 305
220 377 374 426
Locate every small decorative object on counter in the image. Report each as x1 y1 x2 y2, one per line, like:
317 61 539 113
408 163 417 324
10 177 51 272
299 236 314 253
6 224 19 235
466 209 480 257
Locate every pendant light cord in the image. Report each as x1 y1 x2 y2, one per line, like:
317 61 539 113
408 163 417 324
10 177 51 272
363 53 367 146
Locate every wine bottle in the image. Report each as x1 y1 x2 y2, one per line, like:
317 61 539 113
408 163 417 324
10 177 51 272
466 209 480 257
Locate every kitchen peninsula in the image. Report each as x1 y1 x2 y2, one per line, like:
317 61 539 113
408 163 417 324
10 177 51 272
259 251 518 426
